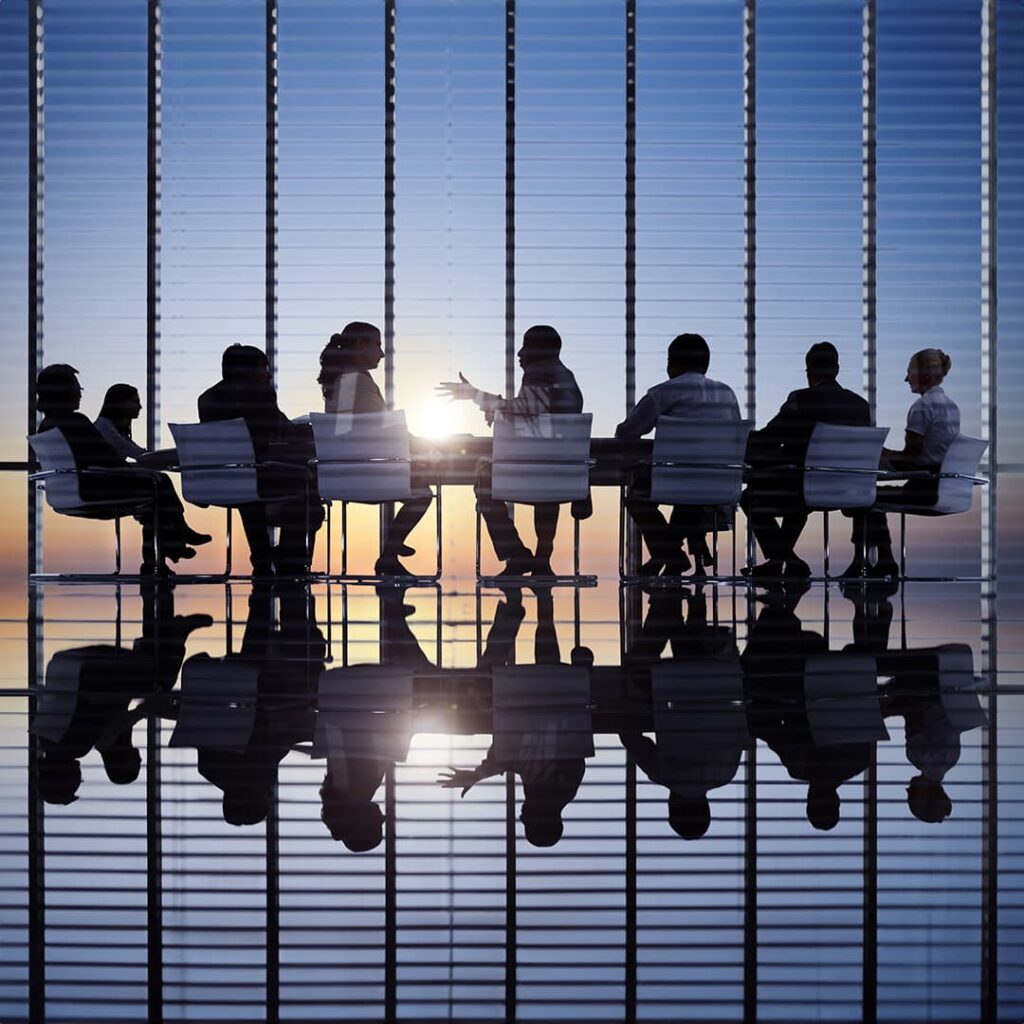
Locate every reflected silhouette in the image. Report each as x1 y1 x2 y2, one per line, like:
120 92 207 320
172 583 324 825
742 582 880 830
317 586 434 850
620 588 745 838
33 585 211 804
439 587 593 846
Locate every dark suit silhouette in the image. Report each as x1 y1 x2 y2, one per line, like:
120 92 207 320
197 376 323 574
743 379 872 564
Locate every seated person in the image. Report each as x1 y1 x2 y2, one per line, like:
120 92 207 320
844 348 960 579
616 332 741 577
35 364 205 575
437 325 585 577
741 342 871 579
317 321 433 578
198 344 324 577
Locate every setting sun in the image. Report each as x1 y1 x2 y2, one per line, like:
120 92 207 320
410 395 468 439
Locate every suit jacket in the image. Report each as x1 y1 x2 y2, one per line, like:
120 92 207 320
197 378 302 460
39 411 122 470
747 378 871 469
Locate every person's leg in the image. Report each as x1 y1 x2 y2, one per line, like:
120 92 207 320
626 498 689 574
740 488 787 565
238 504 274 573
276 493 324 573
475 461 530 562
532 503 559 564
381 497 431 557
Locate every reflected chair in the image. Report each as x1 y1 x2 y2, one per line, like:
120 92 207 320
619 417 752 580
802 423 890 577
874 434 988 579
803 652 888 746
479 412 594 581
28 428 161 578
310 410 441 580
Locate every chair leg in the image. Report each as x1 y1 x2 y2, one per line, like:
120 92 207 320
114 517 122 575
434 486 443 579
573 515 581 577
341 502 349 576
712 521 719 576
900 513 907 578
618 487 626 579
822 511 830 578
325 501 332 576
225 508 233 577
475 503 482 578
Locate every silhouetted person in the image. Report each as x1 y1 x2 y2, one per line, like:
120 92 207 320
741 342 871 580
844 348 961 579
187 583 323 826
318 322 433 578
33 586 210 804
318 584 433 851
437 325 585 578
438 586 592 846
616 333 741 577
35 364 207 575
198 344 324 576
880 645 985 825
742 582 873 830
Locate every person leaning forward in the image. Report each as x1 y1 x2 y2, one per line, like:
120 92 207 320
437 325 585 578
198 344 323 577
317 321 433 578
741 342 871 580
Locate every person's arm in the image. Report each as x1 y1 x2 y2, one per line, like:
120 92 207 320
437 373 554 419
615 394 658 439
437 745 503 795
883 400 930 466
95 418 148 461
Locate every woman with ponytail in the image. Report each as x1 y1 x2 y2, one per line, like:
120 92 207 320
844 348 960 579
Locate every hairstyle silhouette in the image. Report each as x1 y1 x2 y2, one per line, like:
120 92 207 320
805 342 840 380
97 384 141 437
221 344 268 379
35 364 81 414
667 333 711 375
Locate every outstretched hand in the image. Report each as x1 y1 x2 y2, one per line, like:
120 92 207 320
436 372 476 402
437 767 477 797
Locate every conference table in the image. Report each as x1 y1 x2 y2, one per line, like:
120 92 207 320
409 435 651 487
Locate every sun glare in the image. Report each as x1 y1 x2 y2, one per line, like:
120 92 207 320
413 396 465 439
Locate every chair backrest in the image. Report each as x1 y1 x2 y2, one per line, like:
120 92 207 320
803 423 890 510
27 430 86 510
313 665 415 762
310 410 412 503
491 665 594 761
935 643 987 731
491 413 593 503
803 653 888 746
933 435 987 514
169 656 261 752
648 417 753 506
169 419 262 506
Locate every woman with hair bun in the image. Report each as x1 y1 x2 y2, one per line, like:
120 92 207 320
843 348 960 579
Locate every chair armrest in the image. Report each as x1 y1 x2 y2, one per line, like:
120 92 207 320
651 460 749 470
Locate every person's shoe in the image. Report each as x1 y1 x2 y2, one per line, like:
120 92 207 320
397 544 416 557
183 528 213 547
251 561 276 579
661 552 692 577
741 559 785 580
374 555 414 579
784 557 812 579
167 546 197 564
868 558 900 580
838 558 869 580
638 558 665 577
274 561 309 578
528 559 556 579
496 555 536 578
140 562 175 577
